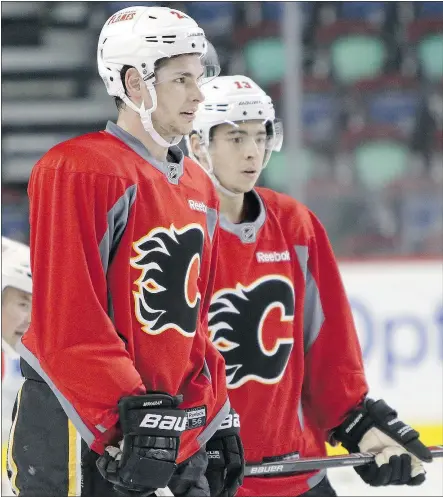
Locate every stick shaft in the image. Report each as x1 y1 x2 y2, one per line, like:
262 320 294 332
244 446 443 477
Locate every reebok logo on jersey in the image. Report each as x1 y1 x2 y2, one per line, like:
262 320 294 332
256 251 290 263
188 200 207 213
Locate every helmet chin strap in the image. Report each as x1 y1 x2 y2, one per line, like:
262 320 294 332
121 83 182 149
190 140 247 198
204 152 240 198
212 172 241 198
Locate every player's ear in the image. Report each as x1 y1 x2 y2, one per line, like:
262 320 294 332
189 133 202 160
125 68 151 107
189 133 210 172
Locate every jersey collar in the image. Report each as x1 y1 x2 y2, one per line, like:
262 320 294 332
219 190 266 244
105 121 184 185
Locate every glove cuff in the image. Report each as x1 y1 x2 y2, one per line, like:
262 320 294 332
333 398 376 453
119 394 187 438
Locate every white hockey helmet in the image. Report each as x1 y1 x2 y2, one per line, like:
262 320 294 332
190 75 283 194
1 237 32 295
97 6 218 148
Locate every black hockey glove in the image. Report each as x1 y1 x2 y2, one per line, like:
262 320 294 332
205 408 244 497
96 393 187 496
333 398 432 487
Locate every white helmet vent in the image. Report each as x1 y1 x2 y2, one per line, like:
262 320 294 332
145 35 177 44
204 104 228 112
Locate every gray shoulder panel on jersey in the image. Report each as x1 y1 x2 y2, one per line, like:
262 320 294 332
294 245 308 282
99 183 137 276
201 358 212 384
196 398 230 447
99 183 137 324
219 190 266 243
206 207 217 242
16 342 96 446
293 245 325 354
105 121 184 183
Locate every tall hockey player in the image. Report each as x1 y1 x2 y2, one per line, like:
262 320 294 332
2 237 32 496
188 76 432 496
8 7 243 497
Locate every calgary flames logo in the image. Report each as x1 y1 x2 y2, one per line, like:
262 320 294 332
209 275 295 388
131 224 204 337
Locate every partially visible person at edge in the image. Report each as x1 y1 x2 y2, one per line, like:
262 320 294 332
2 237 32 496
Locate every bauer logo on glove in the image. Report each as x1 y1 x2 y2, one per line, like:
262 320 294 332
139 412 188 431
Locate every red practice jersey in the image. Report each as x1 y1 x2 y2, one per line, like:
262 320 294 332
19 122 229 462
208 188 368 496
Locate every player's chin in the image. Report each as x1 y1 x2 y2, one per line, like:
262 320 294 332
240 176 259 191
231 183 254 195
175 120 194 136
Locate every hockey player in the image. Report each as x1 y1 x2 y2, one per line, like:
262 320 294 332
2 237 32 354
8 7 243 497
188 75 432 496
2 237 32 496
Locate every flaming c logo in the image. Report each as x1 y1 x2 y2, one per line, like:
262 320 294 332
209 275 295 388
131 224 204 337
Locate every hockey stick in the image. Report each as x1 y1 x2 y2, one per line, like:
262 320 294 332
244 445 443 477
155 487 174 496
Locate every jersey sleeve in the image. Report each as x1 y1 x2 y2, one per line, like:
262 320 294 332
301 211 368 436
23 159 146 453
